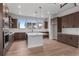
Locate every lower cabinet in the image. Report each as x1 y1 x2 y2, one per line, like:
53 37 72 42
43 32 49 38
14 32 26 40
58 34 78 48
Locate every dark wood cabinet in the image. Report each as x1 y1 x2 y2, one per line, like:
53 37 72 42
43 32 49 38
44 21 48 29
67 14 74 27
57 17 62 32
14 32 26 41
62 16 68 28
57 34 63 42
11 18 17 28
0 3 3 56
57 11 79 48
58 33 79 48
74 12 79 27
58 34 68 43
62 14 73 28
61 11 79 28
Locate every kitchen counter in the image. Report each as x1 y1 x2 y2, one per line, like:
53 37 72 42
9 31 44 48
27 32 43 48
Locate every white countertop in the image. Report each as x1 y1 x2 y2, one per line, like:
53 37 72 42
9 28 48 32
27 33 43 35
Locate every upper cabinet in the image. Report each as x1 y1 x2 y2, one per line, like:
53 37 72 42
0 3 3 13
57 17 62 32
61 11 79 28
74 12 79 27
62 16 68 28
44 21 48 29
11 18 17 28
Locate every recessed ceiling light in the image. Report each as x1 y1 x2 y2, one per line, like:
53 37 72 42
18 5 21 8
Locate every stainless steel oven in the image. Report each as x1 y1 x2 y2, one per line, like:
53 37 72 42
4 34 9 43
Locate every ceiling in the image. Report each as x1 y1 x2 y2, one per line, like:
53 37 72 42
7 3 77 18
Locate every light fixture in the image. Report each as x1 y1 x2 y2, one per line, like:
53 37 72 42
39 23 42 27
60 3 68 8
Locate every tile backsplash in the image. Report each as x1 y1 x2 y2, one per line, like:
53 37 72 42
62 28 79 35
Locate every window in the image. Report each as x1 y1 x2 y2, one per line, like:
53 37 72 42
17 19 44 29
18 19 26 29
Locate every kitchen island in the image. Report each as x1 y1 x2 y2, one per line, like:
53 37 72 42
27 33 43 48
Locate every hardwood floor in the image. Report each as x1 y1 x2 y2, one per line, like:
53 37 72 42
5 39 79 56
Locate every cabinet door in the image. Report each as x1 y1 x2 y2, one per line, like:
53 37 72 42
44 21 48 29
57 17 62 32
66 35 78 48
58 34 66 43
66 35 73 45
74 12 79 27
78 36 79 47
62 16 68 28
67 14 74 28
14 33 26 40
12 18 17 28
62 15 73 28
77 12 79 27
61 12 79 28
72 35 78 47
58 34 62 42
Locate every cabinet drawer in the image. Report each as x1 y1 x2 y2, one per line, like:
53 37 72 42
58 34 66 43
58 34 79 48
